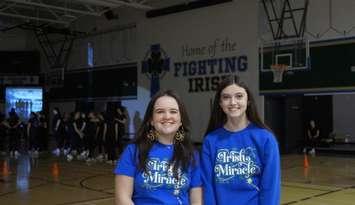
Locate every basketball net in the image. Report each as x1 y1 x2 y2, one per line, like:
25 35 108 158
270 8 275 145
270 64 287 83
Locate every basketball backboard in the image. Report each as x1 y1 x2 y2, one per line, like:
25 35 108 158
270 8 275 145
260 38 310 72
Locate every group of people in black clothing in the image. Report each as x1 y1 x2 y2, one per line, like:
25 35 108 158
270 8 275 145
0 106 127 164
0 108 47 158
51 106 127 164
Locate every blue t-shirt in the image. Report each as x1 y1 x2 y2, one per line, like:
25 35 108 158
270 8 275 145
114 143 201 205
201 123 281 205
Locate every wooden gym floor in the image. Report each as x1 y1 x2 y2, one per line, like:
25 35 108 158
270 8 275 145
1 154 355 205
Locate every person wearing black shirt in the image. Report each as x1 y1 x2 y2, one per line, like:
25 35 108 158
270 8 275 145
27 112 40 157
38 111 48 152
104 112 118 165
73 111 86 159
115 107 127 155
85 112 99 162
5 108 21 158
52 107 64 156
95 112 106 161
305 120 320 156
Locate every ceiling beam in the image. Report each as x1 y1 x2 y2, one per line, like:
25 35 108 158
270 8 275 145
74 0 153 10
0 11 69 25
38 0 60 19
0 2 17 11
74 0 119 8
6 0 101 16
84 4 96 12
103 0 153 9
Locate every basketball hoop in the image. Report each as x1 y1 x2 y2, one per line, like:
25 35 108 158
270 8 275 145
270 64 287 83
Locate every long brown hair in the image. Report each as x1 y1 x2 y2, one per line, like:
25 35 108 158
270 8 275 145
134 90 195 177
205 75 270 136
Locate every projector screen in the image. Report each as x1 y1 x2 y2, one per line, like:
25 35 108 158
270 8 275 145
5 87 43 121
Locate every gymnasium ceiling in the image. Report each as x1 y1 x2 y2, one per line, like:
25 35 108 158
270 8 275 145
0 0 191 31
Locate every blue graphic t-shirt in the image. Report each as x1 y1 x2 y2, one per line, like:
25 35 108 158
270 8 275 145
114 143 201 205
201 123 280 205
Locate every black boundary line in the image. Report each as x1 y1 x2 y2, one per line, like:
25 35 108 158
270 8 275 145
2 155 354 203
79 174 114 195
47 173 115 205
282 183 335 192
0 174 84 197
45 173 114 193
282 186 355 205
30 175 85 189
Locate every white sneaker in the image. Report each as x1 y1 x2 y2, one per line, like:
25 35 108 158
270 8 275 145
14 150 20 158
309 148 316 156
67 154 73 162
79 151 87 160
80 150 88 158
96 154 104 162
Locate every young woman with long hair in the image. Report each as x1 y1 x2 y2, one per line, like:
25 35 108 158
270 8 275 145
114 90 201 205
201 76 280 205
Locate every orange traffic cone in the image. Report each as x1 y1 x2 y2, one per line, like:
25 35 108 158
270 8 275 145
303 166 309 178
51 162 60 182
1 160 10 176
303 153 309 168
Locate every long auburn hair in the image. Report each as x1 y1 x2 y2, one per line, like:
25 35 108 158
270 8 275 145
205 75 270 136
134 90 195 178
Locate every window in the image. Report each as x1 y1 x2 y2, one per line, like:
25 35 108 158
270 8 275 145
88 42 94 67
